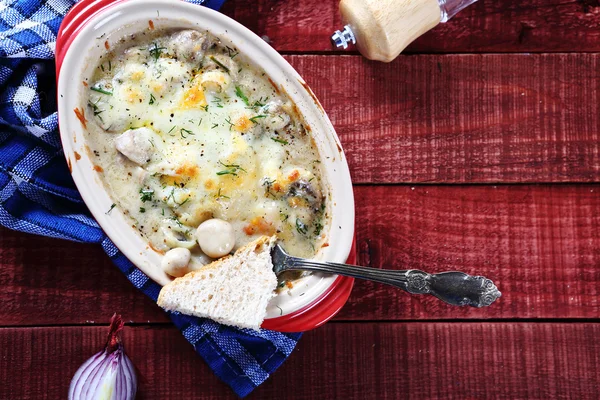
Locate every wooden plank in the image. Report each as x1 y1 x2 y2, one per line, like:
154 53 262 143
1 185 600 324
222 0 600 53
343 185 600 320
1 323 599 399
285 53 600 183
0 229 169 324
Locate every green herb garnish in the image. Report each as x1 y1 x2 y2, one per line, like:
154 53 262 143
149 93 156 105
106 203 116 214
90 86 113 96
262 178 276 198
216 161 246 176
225 117 234 131
170 216 183 227
216 188 230 199
139 188 154 202
296 218 308 235
88 101 104 122
235 86 249 105
226 46 239 59
166 188 176 203
314 221 323 236
271 137 288 145
139 207 146 213
180 128 194 138
210 56 229 73
149 42 167 61
249 114 267 123
211 97 224 108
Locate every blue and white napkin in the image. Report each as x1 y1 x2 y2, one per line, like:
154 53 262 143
0 0 300 397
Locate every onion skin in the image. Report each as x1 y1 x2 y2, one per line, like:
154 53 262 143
68 315 138 400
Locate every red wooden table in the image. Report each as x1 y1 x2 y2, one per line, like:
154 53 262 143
2 1 600 398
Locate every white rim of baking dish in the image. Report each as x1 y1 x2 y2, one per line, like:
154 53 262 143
57 0 355 320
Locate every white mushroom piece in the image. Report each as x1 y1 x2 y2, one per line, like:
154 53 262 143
114 127 156 166
195 218 235 258
169 30 211 62
161 247 192 278
205 54 239 80
258 101 291 131
199 70 231 93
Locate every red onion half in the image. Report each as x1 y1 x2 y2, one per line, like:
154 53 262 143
68 314 137 400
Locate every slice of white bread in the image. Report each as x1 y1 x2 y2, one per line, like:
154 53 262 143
157 235 277 330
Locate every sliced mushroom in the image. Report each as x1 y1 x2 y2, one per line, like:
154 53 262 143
169 30 211 62
287 179 323 213
259 101 291 131
199 70 231 93
114 127 157 166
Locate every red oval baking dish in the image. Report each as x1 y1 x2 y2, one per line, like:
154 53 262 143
56 0 355 332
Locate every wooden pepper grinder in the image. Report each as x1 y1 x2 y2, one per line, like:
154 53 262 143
332 0 478 62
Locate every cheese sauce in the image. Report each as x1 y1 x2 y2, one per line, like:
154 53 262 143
85 29 328 280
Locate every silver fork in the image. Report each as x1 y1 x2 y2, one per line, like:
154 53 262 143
272 244 501 307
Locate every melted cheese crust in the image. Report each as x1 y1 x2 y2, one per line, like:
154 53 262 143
86 29 328 269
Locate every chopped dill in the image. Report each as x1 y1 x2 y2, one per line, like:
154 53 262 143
87 101 104 123
105 203 116 214
226 46 239 59
314 221 323 236
149 42 167 61
180 128 194 138
249 114 267 123
139 188 154 202
295 218 308 235
210 56 230 73
90 86 112 95
170 216 183 227
235 86 249 105
225 116 234 131
216 161 246 176
216 188 230 199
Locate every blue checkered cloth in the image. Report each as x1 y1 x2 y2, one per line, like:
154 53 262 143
0 0 301 397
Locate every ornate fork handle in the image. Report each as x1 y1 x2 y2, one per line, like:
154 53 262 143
280 256 501 308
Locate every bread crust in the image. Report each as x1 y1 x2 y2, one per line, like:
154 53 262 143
157 235 275 311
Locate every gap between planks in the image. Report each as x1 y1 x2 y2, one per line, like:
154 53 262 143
2 322 599 399
1 318 600 329
2 184 600 324
222 0 600 54
284 53 600 183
